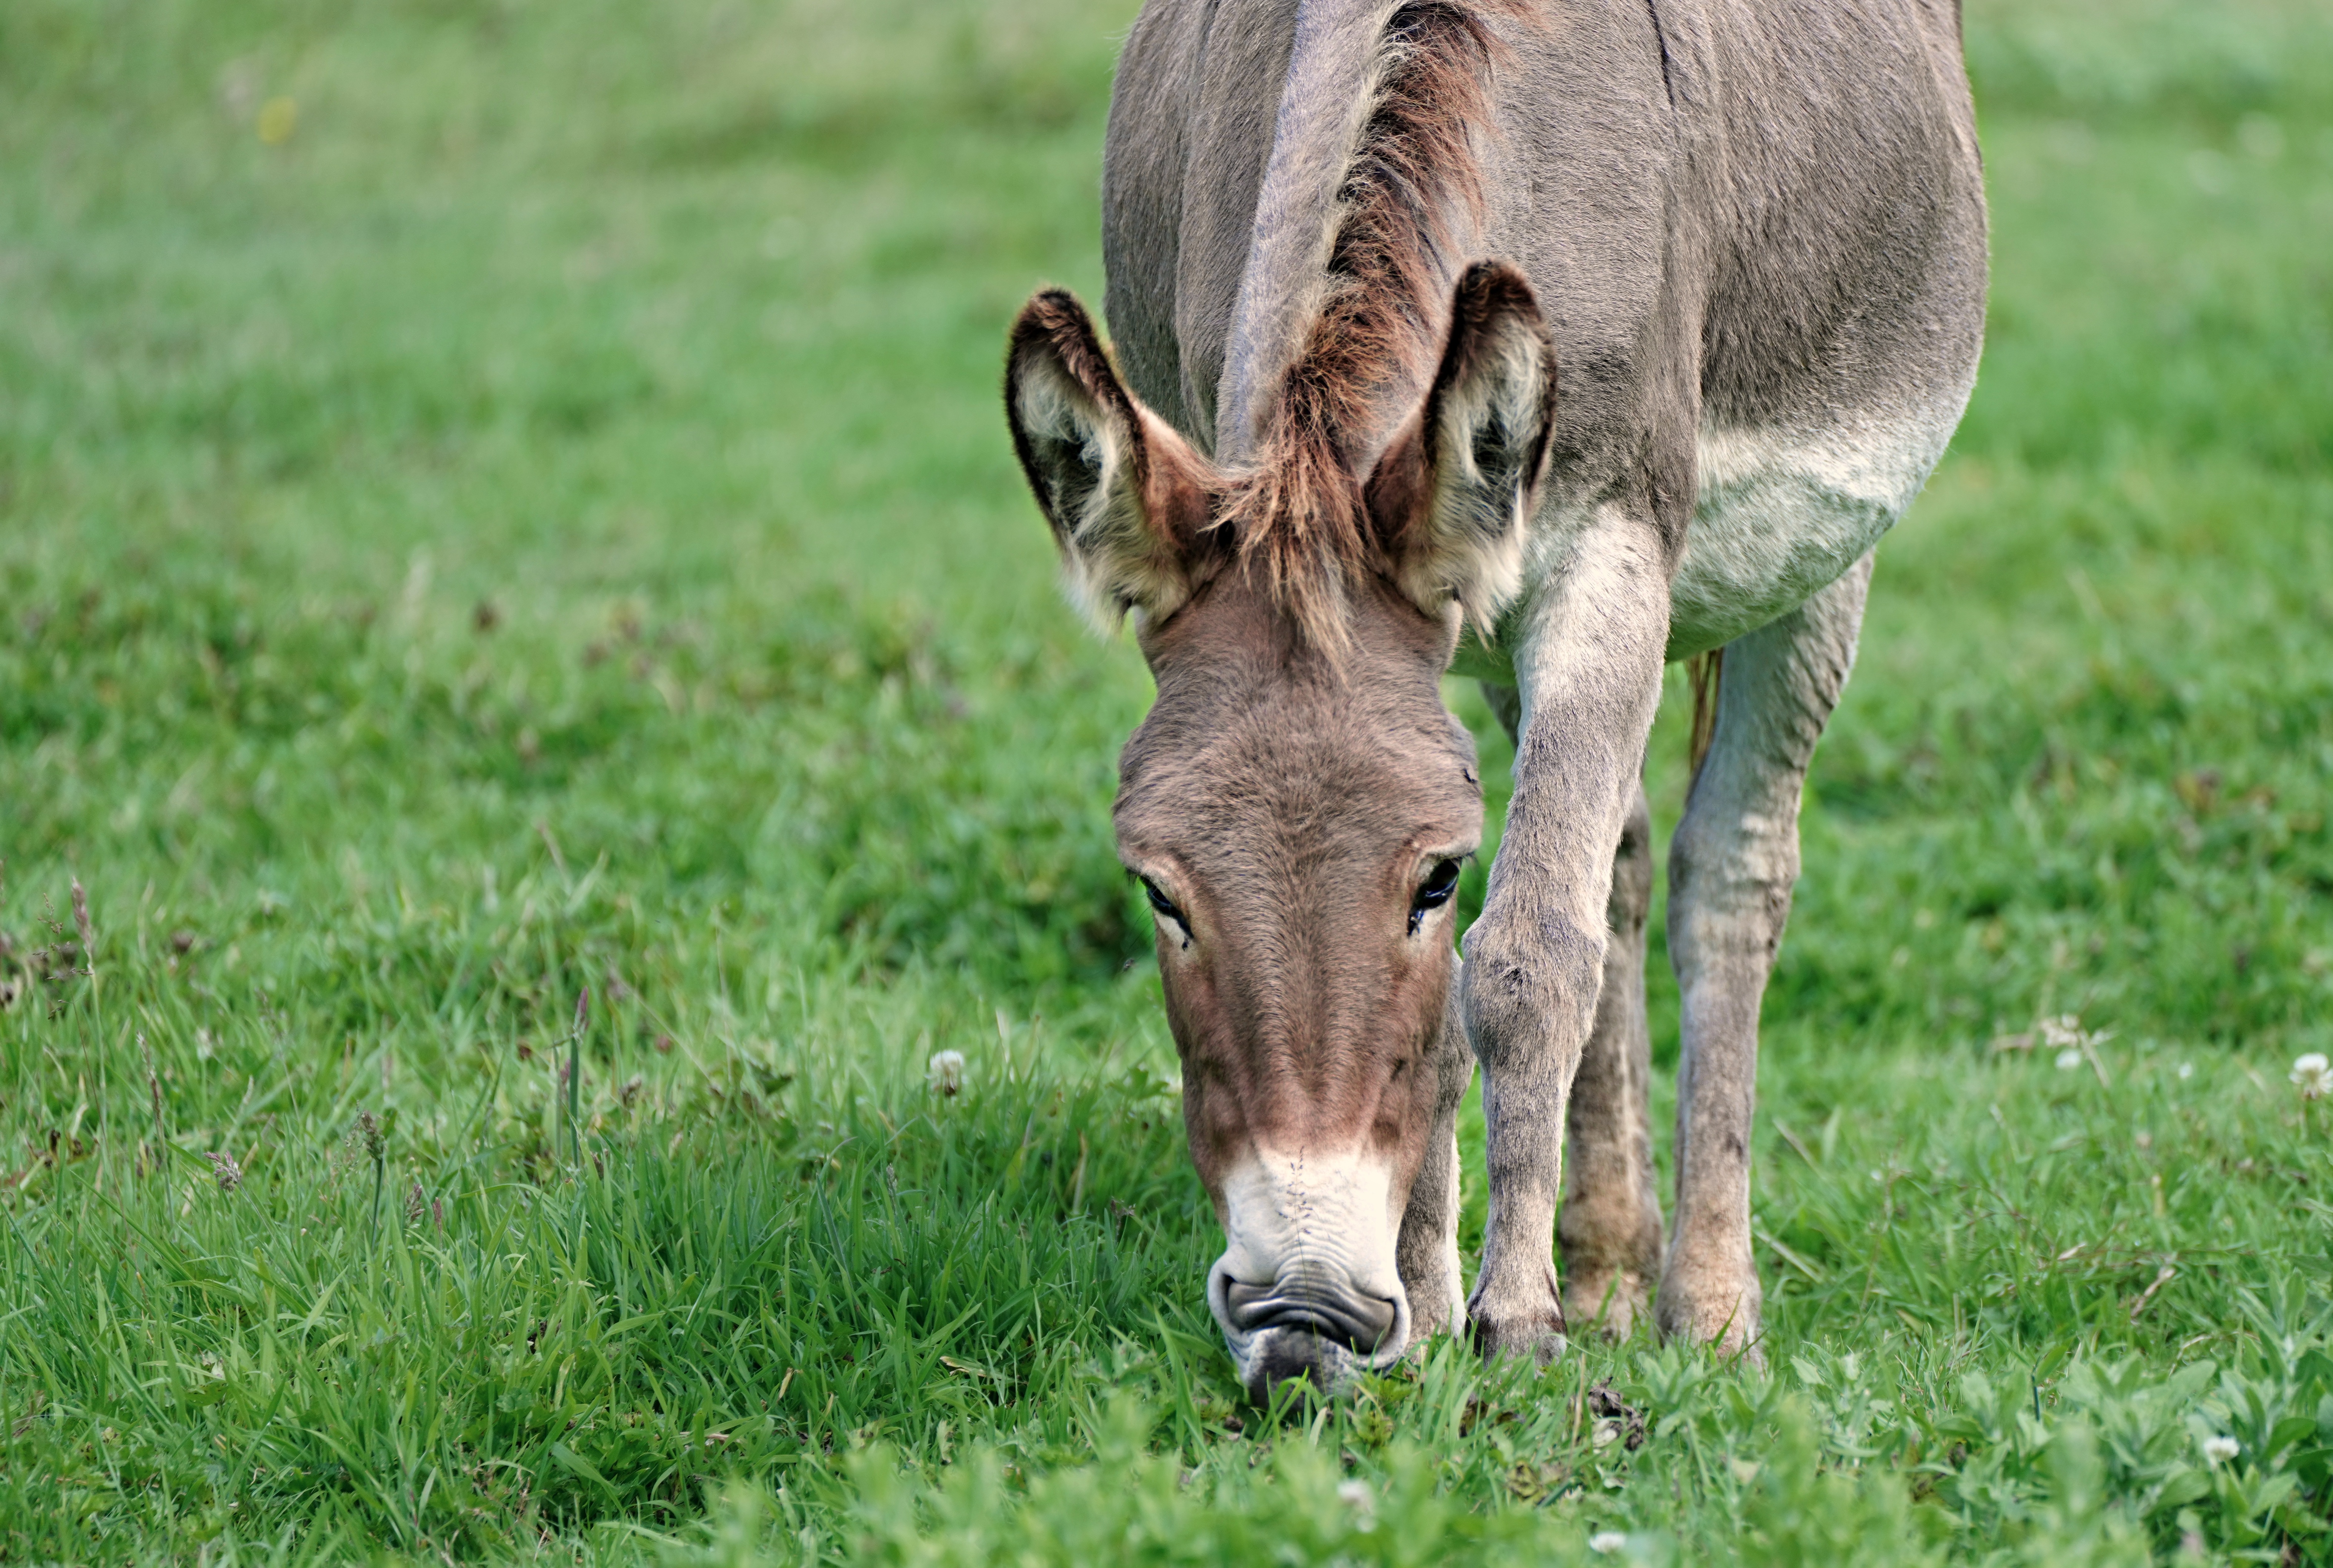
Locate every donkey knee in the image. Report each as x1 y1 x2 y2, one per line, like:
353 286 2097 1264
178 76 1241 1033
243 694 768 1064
1459 909 1604 1074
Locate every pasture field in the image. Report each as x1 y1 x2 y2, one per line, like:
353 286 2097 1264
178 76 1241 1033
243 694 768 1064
1 0 2330 1560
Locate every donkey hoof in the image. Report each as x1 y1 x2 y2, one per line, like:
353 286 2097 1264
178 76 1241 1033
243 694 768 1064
1472 1313 1567 1365
1653 1273 1765 1367
1467 1292 1567 1365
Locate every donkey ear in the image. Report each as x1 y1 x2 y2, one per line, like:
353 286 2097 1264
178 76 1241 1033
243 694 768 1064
1005 289 1215 631
1364 261 1556 631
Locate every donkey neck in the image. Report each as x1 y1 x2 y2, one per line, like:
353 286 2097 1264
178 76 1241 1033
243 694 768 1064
1212 0 1492 471
1214 0 1390 462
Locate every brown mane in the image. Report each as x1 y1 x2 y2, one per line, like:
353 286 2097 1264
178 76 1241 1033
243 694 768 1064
1219 0 1518 648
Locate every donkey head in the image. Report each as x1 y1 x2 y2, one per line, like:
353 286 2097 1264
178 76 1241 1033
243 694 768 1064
1004 263 1555 1400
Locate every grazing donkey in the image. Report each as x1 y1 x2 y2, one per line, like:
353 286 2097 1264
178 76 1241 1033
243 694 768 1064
1005 0 1983 1400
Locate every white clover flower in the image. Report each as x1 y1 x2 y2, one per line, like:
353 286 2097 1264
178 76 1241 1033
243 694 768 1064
1337 1478 1375 1532
2038 1015 2085 1050
2037 1014 2114 1077
2291 1053 2331 1102
2177 1062 2194 1080
2202 1435 2240 1465
1589 1532 1629 1555
927 1049 966 1097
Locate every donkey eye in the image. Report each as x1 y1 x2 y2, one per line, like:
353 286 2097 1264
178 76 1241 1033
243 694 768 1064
1140 877 1187 931
1408 859 1462 935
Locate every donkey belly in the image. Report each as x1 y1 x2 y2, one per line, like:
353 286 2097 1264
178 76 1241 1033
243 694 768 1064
1663 404 1959 662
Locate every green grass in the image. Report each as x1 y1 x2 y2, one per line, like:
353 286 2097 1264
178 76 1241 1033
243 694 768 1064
0 0 2329 1561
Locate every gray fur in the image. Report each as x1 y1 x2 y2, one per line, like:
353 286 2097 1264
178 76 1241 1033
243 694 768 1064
1658 553 1872 1352
1557 779 1664 1339
1064 0 1984 1372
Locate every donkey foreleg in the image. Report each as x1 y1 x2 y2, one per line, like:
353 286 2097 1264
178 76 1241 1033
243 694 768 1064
1475 702 1664 1342
1659 554 1872 1362
1394 971 1476 1344
1461 519 1670 1362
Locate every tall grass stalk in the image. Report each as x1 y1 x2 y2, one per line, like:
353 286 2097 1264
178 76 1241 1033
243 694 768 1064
570 986 590 1169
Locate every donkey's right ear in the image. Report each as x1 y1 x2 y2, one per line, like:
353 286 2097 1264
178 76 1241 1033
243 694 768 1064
1005 289 1216 630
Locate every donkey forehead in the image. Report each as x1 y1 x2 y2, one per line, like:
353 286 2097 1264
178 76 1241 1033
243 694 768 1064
1115 677 1479 861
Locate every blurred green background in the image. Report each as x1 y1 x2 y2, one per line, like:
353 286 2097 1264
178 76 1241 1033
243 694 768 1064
0 0 2328 1561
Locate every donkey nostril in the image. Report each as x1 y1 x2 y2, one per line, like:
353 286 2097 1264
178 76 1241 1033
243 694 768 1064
1222 1277 1273 1326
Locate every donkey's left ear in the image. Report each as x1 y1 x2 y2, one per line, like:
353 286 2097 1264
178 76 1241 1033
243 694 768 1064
1005 288 1216 631
1364 261 1556 631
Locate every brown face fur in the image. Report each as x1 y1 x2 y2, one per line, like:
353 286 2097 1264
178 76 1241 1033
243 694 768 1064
1118 567 1483 1235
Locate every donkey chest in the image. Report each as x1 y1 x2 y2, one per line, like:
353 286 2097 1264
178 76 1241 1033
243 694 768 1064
1662 409 1957 660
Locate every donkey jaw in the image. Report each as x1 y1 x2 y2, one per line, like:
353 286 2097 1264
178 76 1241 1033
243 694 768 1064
1207 1148 1412 1400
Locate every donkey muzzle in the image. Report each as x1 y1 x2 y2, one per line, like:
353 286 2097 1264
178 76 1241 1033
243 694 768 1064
1207 1149 1411 1399
1222 1275 1401 1403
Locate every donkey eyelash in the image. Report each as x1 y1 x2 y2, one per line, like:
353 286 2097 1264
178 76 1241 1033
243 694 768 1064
1133 873 1192 944
1408 857 1467 936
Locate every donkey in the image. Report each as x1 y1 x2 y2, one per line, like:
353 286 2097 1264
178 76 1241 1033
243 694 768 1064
1005 0 1984 1401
